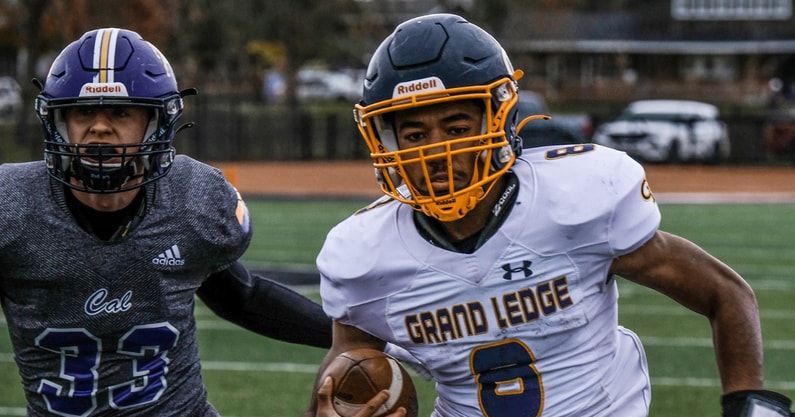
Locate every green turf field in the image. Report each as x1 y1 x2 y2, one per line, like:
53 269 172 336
1 200 794 416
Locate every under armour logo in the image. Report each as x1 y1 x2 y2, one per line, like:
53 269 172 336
501 260 533 280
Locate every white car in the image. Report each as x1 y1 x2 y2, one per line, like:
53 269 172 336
592 100 730 163
0 76 21 117
295 68 364 103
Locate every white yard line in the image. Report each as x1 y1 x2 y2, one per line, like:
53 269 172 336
655 192 795 204
1 357 793 416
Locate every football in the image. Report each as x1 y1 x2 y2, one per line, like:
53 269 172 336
323 348 419 417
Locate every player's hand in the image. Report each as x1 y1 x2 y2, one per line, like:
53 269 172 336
721 390 794 417
315 376 406 417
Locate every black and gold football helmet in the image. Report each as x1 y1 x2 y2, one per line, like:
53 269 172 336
353 14 524 221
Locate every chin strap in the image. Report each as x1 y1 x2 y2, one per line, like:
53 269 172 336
722 390 794 417
69 155 140 192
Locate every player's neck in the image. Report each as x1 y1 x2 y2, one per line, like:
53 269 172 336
438 175 511 241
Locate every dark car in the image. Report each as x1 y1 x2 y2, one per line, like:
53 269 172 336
515 91 591 148
763 107 795 164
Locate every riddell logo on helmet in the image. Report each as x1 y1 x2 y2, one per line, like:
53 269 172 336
79 82 129 97
393 77 445 98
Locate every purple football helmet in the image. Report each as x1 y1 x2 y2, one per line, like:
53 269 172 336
35 28 193 193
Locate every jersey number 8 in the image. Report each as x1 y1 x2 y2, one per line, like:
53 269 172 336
470 339 543 417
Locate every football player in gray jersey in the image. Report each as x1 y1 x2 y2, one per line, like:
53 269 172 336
0 28 331 416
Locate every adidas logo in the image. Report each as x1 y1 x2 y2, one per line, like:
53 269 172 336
152 244 185 266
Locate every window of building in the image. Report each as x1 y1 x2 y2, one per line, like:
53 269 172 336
671 0 792 20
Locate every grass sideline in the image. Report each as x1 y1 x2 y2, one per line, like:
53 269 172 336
1 200 794 416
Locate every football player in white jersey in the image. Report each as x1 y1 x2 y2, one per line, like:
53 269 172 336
305 14 793 417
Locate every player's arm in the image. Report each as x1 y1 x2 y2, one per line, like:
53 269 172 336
610 230 794 416
303 321 403 417
197 261 332 348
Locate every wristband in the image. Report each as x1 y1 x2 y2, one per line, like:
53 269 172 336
722 390 793 417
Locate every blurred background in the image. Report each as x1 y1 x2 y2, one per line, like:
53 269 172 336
2 0 795 164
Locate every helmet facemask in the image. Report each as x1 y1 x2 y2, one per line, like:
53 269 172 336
38 96 183 193
355 75 521 222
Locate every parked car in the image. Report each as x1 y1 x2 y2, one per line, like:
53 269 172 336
0 76 21 117
762 106 795 164
592 99 730 163
516 91 592 148
295 68 364 103
261 68 365 104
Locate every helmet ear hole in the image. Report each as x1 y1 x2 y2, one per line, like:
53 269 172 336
155 148 176 172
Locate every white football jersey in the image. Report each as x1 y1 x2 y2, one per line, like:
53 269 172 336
318 144 661 417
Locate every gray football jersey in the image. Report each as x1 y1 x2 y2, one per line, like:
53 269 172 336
0 156 252 416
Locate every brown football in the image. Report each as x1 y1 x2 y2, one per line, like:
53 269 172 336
323 348 419 417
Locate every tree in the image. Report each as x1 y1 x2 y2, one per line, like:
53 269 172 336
242 0 366 101
7 0 178 152
13 0 50 150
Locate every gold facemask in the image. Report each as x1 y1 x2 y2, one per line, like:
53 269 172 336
354 73 522 222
